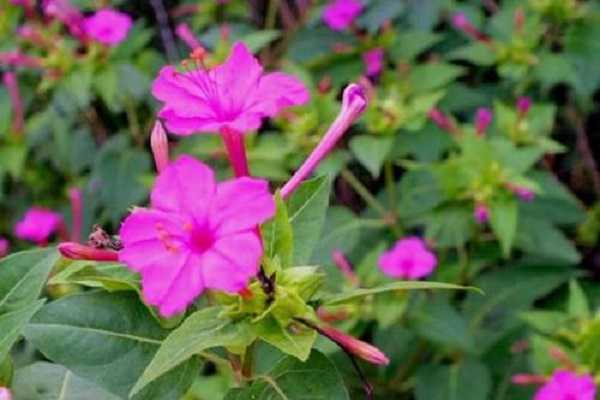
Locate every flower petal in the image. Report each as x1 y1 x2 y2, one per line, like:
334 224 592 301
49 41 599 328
211 177 275 235
250 72 310 117
214 42 263 107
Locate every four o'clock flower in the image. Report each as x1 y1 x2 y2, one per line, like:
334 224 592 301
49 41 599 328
83 9 133 46
322 0 363 31
428 107 456 133
378 237 438 280
475 107 492 136
534 370 596 400
0 237 9 258
363 48 384 78
281 83 367 198
58 242 119 261
118 155 275 317
14 207 65 245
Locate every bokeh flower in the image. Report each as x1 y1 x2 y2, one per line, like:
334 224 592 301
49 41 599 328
0 387 12 400
363 48 384 78
322 0 363 31
83 9 132 46
534 370 595 400
0 238 9 258
474 203 490 224
475 107 492 136
43 0 86 40
152 42 309 135
118 155 275 317
14 207 64 245
517 96 532 115
378 237 438 279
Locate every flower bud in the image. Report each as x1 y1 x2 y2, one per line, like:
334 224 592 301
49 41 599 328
281 83 367 198
320 326 390 365
474 203 490 224
2 72 24 136
511 374 547 385
451 12 490 43
58 242 119 262
175 23 202 51
517 96 531 115
475 107 492 136
428 108 455 133
0 238 8 258
331 249 359 286
151 121 170 173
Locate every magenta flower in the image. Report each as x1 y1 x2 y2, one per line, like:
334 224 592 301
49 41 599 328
534 370 596 400
0 238 9 258
280 84 367 198
363 48 384 78
475 107 492 136
175 23 202 50
83 9 132 46
378 237 438 280
152 42 309 135
322 0 363 31
474 203 490 224
517 96 531 115
118 155 275 317
15 207 64 245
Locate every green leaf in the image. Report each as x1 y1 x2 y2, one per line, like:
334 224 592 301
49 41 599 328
409 64 465 93
49 261 140 293
23 291 197 400
132 307 255 396
12 362 120 400
447 42 496 66
241 30 281 53
579 318 600 371
489 197 518 257
390 31 441 61
223 350 349 400
357 0 405 32
515 216 581 265
253 315 316 362
520 311 569 335
415 359 491 400
349 135 393 178
0 300 45 363
0 248 58 313
263 192 294 269
323 281 481 305
568 279 590 320
287 176 332 265
425 207 476 248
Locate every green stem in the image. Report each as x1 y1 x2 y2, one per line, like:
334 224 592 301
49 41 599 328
124 98 142 144
341 169 388 217
384 160 397 212
265 0 280 30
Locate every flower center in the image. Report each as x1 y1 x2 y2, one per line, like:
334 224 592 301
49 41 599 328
189 224 214 254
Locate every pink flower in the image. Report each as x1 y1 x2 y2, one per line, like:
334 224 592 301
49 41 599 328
474 203 490 224
0 387 11 400
118 155 275 317
175 23 202 50
83 9 132 46
0 238 9 258
378 237 438 279
363 48 384 78
322 0 363 31
280 84 366 198
517 96 531 115
507 183 535 202
534 370 596 400
15 207 64 245
43 0 86 40
475 107 492 136
152 42 309 135
428 107 455 133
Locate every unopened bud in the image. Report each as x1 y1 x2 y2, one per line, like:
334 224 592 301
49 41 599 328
474 203 490 224
428 108 455 133
331 249 359 286
475 107 492 136
511 374 547 386
320 326 390 365
151 121 169 173
516 96 531 115
58 242 119 262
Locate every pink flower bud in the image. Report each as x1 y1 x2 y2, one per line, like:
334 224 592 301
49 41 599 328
514 186 535 202
0 387 12 400
475 107 492 136
2 72 24 136
0 237 9 258
511 374 547 385
175 23 202 50
68 187 83 242
0 51 42 68
474 203 490 224
428 108 455 133
151 121 170 173
58 242 119 261
320 325 390 365
517 96 531 115
331 249 359 286
362 48 384 78
281 83 367 199
451 12 489 43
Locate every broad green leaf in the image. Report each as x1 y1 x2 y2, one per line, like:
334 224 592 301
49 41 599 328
323 281 480 305
253 315 316 362
0 300 44 363
390 31 441 61
132 307 255 396
23 291 197 400
515 216 581 265
0 248 58 313
241 30 281 52
287 176 332 265
49 261 139 292
447 42 496 66
568 279 590 320
425 207 476 248
409 64 464 93
12 362 120 400
520 311 569 336
490 197 518 257
223 350 349 400
349 135 393 178
263 192 294 269
415 359 491 400
357 0 405 32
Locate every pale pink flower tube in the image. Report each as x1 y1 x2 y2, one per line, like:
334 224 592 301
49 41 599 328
3 72 24 136
150 121 169 173
175 23 202 50
280 83 367 199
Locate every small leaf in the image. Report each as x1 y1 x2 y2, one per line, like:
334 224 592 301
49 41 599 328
0 300 45 363
568 279 590 320
263 192 294 268
287 176 332 265
323 281 481 305
349 135 393 178
490 197 518 257
241 30 281 53
223 350 349 400
253 315 316 361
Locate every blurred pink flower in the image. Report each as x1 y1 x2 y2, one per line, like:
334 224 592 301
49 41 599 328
322 0 363 31
332 249 359 286
43 0 86 40
474 203 490 224
363 48 384 77
534 370 595 400
0 51 41 68
175 23 202 50
15 207 64 245
507 183 535 202
3 71 24 136
118 155 275 317
0 387 11 400
280 84 366 198
0 238 9 258
428 107 455 133
451 12 489 43
152 42 309 135
475 107 492 136
83 9 132 46
378 237 438 279
517 96 531 115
